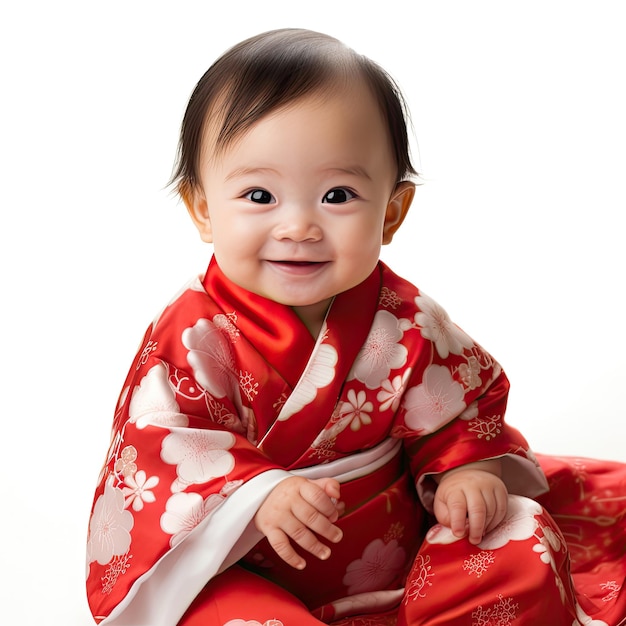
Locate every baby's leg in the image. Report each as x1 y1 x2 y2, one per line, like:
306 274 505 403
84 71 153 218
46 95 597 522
179 565 325 625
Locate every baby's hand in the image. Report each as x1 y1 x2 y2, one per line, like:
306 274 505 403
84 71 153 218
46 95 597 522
433 462 508 545
254 476 343 569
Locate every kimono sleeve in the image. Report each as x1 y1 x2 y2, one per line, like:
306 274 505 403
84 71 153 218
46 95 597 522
86 316 290 625
393 292 548 511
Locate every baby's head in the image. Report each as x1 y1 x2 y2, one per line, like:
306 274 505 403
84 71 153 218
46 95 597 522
171 28 417 198
172 29 418 334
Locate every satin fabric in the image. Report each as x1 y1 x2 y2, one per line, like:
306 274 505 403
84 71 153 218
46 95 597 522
86 258 625 625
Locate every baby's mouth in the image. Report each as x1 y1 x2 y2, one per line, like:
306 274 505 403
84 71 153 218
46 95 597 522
268 259 328 273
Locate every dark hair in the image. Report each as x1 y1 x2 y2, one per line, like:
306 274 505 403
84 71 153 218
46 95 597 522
170 28 417 196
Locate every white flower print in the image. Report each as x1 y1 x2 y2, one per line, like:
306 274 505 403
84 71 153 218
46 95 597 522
600 580 621 603
533 525 569 604
312 389 372 446
129 364 189 429
414 294 474 358
403 365 466 434
532 526 562 565
338 389 373 431
169 367 207 401
478 495 542 550
182 318 239 399
350 310 408 389
466 415 502 441
161 429 236 491
463 551 496 578
312 406 348 447
224 619 284 626
122 470 159 511
212 312 240 342
343 538 406 594
88 479 134 565
160 491 226 547
278 337 338 421
377 369 412 412
115 445 138 478
458 355 482 390
471 594 519 624
404 554 434 602
379 286 402 309
137 340 158 369
239 371 259 402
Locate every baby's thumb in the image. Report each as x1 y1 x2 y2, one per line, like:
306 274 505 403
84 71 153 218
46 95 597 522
433 497 451 528
311 478 344 516
322 477 341 500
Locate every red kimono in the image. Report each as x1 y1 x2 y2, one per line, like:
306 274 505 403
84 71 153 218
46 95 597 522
86 258 626 625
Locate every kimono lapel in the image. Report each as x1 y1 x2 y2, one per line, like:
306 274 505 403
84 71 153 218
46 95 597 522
203 257 315 389
258 266 382 467
203 258 383 467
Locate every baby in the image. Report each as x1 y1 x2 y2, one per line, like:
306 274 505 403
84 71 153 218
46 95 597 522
86 28 611 626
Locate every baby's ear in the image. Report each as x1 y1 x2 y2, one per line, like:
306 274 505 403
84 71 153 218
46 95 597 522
181 183 213 243
382 181 415 244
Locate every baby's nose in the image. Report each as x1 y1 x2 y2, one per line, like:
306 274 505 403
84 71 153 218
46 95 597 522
273 206 323 242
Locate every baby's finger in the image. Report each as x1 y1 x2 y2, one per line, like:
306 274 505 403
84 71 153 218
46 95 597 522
318 477 342 501
264 528 307 570
293 499 343 546
278 516 337 567
465 493 488 544
484 489 508 534
445 492 470 538
301 480 341 520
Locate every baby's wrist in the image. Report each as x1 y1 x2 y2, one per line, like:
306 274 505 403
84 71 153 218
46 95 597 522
437 459 503 483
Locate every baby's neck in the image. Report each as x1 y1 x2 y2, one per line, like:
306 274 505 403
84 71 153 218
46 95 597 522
292 299 333 338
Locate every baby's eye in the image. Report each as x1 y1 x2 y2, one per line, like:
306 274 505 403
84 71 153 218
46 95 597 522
322 188 356 204
245 189 275 204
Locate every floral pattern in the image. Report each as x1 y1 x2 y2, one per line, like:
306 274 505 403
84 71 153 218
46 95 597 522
402 364 466 433
338 389 374 432
414 293 474 359
413 293 474 358
224 619 284 626
277 334 338 420
183 318 239 398
350 310 407 388
86 260 626 625
122 470 159 511
343 538 406 594
377 368 411 412
161 429 236 491
88 480 134 566
160 491 226 547
478 497 541 550
129 364 189 429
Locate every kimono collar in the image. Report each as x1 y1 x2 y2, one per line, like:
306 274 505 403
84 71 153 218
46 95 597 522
202 256 382 390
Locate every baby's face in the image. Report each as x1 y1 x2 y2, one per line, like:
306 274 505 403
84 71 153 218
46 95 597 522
187 79 411 332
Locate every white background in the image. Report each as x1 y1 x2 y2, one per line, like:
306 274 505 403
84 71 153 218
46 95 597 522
1 1 624 624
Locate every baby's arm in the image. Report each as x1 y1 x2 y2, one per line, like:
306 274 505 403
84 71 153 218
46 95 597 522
433 459 507 545
254 476 344 569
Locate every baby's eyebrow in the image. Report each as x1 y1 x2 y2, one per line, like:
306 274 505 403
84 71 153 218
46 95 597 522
223 165 372 181
224 166 280 181
321 165 372 180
